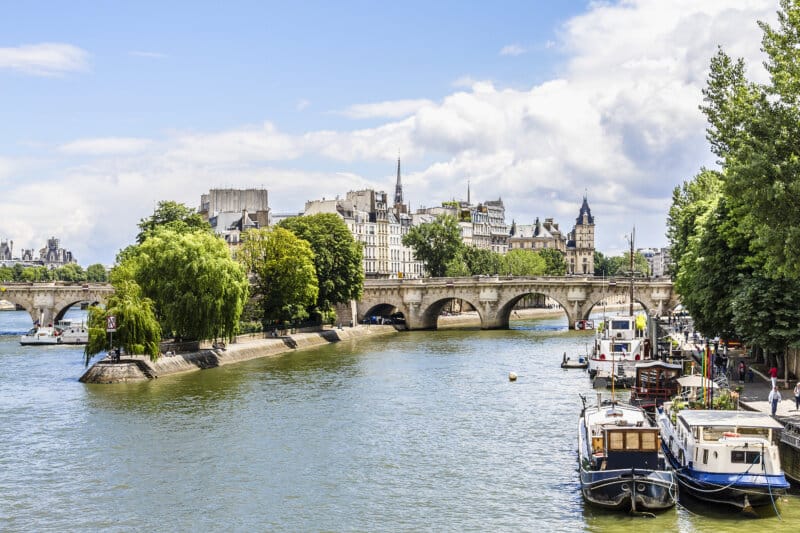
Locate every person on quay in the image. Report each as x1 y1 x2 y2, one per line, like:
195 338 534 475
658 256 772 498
769 366 778 389
794 382 800 411
769 386 782 416
738 360 746 384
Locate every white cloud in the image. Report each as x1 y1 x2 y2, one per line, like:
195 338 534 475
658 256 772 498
0 0 781 264
59 137 153 155
296 98 311 111
0 43 89 76
338 99 434 119
499 44 526 56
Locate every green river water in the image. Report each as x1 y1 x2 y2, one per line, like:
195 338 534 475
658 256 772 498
0 310 796 532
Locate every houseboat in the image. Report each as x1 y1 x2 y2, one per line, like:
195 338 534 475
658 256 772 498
657 402 789 512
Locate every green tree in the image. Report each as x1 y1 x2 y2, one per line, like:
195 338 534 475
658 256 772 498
0 266 13 281
732 271 800 374
238 227 318 326
537 248 566 275
136 200 211 244
84 279 162 363
119 228 249 341
402 215 463 277
54 263 86 282
278 213 364 314
499 249 546 276
86 263 108 282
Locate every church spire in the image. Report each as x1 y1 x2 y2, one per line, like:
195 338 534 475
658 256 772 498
394 156 403 206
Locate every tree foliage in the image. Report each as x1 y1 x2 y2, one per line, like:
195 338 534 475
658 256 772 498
118 228 249 341
278 213 364 313
238 227 318 325
86 263 108 282
499 249 546 276
402 215 463 277
84 279 162 363
537 248 567 275
668 1 800 357
136 200 211 244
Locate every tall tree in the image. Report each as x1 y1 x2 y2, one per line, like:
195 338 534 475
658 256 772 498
238 227 318 325
136 200 211 244
120 227 249 341
278 213 364 314
402 215 463 277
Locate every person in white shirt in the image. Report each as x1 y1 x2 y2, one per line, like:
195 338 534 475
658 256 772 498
794 382 800 410
768 387 782 416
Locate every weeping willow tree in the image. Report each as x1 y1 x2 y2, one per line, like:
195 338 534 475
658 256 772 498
84 279 161 365
124 227 249 342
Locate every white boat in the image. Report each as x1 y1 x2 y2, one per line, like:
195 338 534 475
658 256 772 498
20 326 60 345
657 401 789 511
55 320 88 344
588 314 652 384
19 320 88 346
578 394 677 512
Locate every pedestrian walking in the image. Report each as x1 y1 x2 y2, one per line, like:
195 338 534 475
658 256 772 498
769 366 778 388
794 382 800 411
738 361 746 384
769 386 782 416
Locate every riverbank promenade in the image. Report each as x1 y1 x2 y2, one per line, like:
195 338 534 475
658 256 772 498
671 330 798 419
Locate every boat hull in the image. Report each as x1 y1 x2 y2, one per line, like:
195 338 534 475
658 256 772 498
579 467 676 511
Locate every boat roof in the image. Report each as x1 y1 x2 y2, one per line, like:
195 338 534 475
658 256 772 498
678 410 784 429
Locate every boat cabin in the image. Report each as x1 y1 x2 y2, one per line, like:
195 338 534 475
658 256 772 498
665 407 783 475
630 361 682 410
779 419 800 483
588 408 661 471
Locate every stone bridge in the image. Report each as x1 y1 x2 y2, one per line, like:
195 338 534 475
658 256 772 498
0 282 114 326
358 276 678 330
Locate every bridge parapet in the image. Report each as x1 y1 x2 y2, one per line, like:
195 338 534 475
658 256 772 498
359 276 677 330
0 282 114 325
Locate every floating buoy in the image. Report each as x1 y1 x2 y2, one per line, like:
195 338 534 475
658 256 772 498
509 371 518 382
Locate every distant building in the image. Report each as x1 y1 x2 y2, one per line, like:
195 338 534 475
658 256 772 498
508 196 595 275
638 247 671 277
199 188 270 245
305 159 422 278
0 240 11 261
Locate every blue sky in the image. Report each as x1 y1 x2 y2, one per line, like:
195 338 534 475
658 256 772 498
0 0 779 265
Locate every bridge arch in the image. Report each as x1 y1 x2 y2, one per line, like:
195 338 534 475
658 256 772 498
418 296 484 330
496 291 570 329
362 302 409 329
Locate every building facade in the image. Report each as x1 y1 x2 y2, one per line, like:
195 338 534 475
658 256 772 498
199 188 270 245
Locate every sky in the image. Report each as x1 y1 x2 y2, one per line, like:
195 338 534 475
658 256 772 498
0 0 780 266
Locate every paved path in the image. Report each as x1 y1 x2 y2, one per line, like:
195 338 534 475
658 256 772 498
665 325 799 419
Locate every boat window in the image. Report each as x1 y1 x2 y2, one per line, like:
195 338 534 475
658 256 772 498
703 427 735 441
612 342 630 352
731 450 761 464
611 320 631 330
625 432 640 450
738 427 770 440
608 432 624 450
640 431 657 451
703 449 708 464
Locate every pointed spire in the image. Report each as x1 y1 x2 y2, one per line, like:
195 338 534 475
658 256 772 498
467 179 471 205
394 155 403 206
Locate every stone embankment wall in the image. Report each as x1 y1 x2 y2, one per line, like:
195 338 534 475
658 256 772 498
80 325 396 384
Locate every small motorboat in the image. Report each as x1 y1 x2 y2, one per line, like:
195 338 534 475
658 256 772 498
561 352 588 369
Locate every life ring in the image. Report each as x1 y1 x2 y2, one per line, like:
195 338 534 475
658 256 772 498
722 432 740 438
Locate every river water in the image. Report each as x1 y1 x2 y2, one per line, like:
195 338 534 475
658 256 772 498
0 309 796 532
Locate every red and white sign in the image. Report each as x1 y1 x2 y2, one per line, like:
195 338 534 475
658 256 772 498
106 315 117 332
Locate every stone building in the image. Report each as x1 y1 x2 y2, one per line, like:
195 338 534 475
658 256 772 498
507 196 595 275
0 240 11 261
304 159 422 279
566 196 595 275
199 188 270 245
